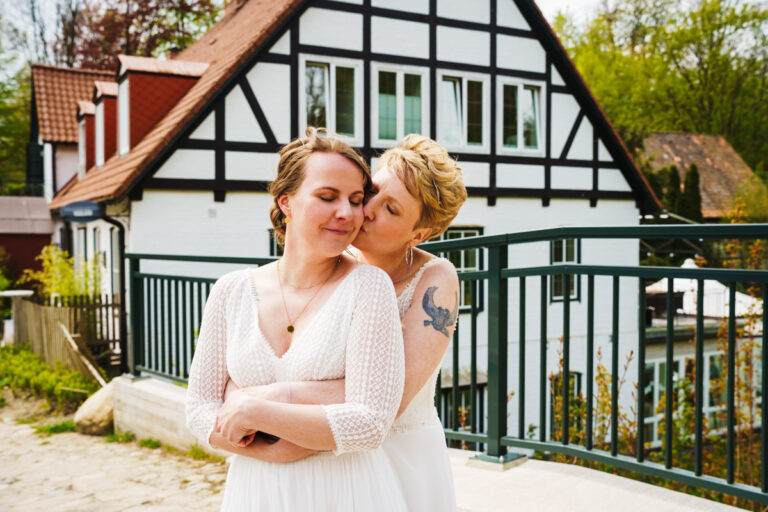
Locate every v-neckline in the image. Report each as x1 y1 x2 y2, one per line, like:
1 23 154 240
246 264 360 360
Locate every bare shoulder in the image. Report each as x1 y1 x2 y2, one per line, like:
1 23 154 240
419 258 459 290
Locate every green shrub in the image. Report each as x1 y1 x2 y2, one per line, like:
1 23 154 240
0 345 98 409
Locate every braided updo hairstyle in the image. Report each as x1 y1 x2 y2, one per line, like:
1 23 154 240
268 127 372 247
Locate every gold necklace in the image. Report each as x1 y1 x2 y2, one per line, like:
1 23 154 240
276 256 341 333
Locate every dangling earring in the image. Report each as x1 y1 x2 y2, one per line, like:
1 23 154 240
405 245 414 267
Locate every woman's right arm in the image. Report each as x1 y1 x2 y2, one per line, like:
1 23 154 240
185 272 238 449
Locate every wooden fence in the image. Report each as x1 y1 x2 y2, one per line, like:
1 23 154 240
12 294 121 378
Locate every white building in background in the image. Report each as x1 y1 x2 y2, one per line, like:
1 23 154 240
47 0 661 439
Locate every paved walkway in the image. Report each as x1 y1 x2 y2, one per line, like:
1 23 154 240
0 395 745 512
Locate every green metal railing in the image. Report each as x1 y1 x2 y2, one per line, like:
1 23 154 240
421 224 768 504
127 224 768 504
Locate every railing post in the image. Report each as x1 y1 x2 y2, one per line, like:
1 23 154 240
486 243 508 458
129 256 143 377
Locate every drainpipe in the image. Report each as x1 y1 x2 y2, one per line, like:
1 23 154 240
99 214 128 374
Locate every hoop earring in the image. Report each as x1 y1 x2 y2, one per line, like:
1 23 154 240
405 246 414 267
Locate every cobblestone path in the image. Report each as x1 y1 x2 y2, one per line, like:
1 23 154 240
0 399 226 512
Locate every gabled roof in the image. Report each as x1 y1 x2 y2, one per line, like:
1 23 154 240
93 80 118 99
77 101 95 117
48 0 300 210
31 64 113 143
642 133 759 219
49 0 659 213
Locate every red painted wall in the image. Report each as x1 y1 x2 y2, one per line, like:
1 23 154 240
84 115 95 171
0 234 51 279
103 96 117 161
129 73 198 148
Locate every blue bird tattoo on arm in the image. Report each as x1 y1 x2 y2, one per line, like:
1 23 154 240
422 286 459 336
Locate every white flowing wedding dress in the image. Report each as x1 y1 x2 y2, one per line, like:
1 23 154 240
384 257 457 511
186 264 408 511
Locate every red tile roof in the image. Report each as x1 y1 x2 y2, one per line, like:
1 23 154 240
31 64 114 143
49 0 300 210
642 133 761 219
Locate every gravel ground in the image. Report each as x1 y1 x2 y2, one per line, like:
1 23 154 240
0 389 226 512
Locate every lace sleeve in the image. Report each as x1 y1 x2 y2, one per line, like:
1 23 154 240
322 266 405 454
185 271 238 449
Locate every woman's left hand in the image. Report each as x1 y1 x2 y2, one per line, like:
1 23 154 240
215 389 260 447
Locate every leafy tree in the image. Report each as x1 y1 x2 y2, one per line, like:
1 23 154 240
72 0 223 70
679 163 703 222
553 0 768 175
0 38 30 194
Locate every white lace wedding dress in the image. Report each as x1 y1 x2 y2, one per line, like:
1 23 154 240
384 257 457 511
186 264 408 511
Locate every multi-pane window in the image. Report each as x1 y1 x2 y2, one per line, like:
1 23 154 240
438 73 487 150
269 229 284 257
303 58 360 140
373 66 427 145
550 238 578 301
499 80 542 152
641 350 758 446
110 227 120 296
93 227 100 264
440 227 483 310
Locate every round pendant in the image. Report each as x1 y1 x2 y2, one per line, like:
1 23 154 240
287 325 294 333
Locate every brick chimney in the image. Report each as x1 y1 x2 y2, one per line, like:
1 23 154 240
117 55 208 155
93 80 118 167
76 100 95 177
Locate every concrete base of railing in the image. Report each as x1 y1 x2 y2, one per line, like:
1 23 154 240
466 452 528 471
113 375 231 460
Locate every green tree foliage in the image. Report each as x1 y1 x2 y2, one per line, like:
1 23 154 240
0 39 30 194
553 0 768 174
679 163 703 222
17 244 102 298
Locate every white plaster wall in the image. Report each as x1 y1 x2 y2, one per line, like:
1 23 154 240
498 0 531 30
551 65 566 87
269 30 291 55
43 143 53 203
599 168 632 192
299 8 363 51
460 161 490 188
496 164 545 189
566 118 593 161
437 0 490 24
246 63 291 143
225 151 279 181
118 79 130 156
154 149 215 180
129 190 274 279
497 35 546 73
190 111 215 140
54 145 78 193
373 0 428 14
551 166 592 190
598 140 611 161
225 85 265 143
551 93 580 157
371 17 429 59
437 26 490 66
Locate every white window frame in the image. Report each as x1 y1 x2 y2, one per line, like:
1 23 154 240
496 77 545 156
371 62 430 148
550 238 579 302
95 101 105 167
118 78 130 156
77 119 86 176
299 54 364 146
439 226 483 311
436 70 490 154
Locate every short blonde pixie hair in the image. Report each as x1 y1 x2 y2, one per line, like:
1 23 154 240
269 127 372 247
378 134 467 238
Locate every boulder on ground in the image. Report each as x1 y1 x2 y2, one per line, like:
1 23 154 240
74 379 115 435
